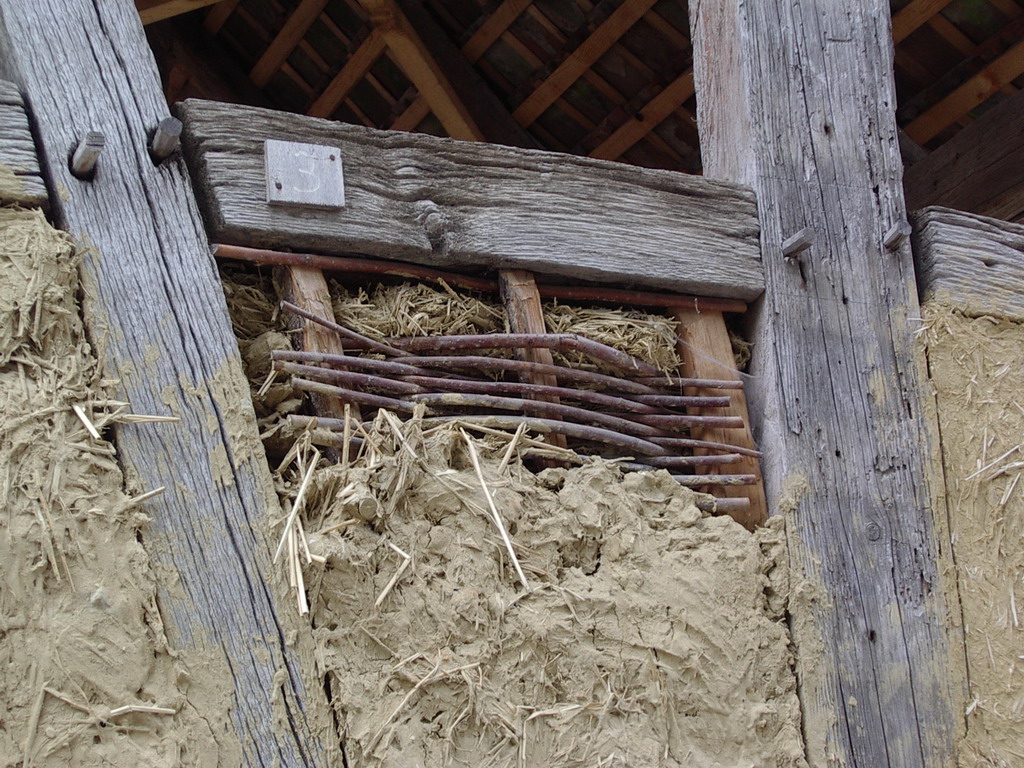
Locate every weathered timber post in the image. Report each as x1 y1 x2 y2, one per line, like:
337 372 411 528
688 2 966 766
0 1 338 764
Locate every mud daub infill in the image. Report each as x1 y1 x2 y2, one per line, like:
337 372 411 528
0 208 240 766
279 414 806 767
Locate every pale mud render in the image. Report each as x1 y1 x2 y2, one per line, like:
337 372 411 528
0 208 239 767
924 304 1024 767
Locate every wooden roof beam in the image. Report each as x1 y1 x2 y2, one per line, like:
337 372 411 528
363 0 535 147
136 0 221 24
589 70 694 160
891 0 956 43
390 0 529 132
249 0 330 88
203 0 240 34
905 37 1024 144
905 86 1024 221
511 0 658 126
356 0 482 140
307 31 385 118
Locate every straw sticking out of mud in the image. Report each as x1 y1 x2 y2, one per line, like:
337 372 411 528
274 411 805 767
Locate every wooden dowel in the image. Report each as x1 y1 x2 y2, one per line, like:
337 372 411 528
149 116 182 162
213 242 744 312
70 131 105 178
280 301 409 357
391 333 662 376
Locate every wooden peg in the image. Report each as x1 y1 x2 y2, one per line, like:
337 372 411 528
782 227 813 257
883 220 912 250
70 131 105 179
150 117 182 162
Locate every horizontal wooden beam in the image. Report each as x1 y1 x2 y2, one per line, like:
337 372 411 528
0 79 47 207
179 98 763 299
912 207 1024 321
905 37 1024 144
202 0 239 34
905 87 1024 221
135 0 221 24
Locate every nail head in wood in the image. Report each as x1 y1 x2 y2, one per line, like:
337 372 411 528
150 116 182 163
70 131 105 179
782 227 813 257
883 220 912 250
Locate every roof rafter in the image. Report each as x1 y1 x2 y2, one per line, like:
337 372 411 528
249 0 330 88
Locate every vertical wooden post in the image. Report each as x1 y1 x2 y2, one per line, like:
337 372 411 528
0 1 338 763
688 1 964 766
674 309 766 528
275 265 360 424
499 269 568 449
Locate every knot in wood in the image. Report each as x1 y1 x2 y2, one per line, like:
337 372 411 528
415 200 447 246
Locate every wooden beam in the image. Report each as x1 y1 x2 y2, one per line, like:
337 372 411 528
589 70 694 160
249 0 330 89
357 0 483 140
912 207 1024 321
306 31 385 118
498 270 568 450
511 0 658 126
892 0 955 43
203 0 240 34
905 86 1024 221
179 98 764 300
0 79 47 208
389 0 528 137
905 37 1024 144
135 0 221 25
275 266 361 422
674 310 766 529
0 1 337 763
689 0 964 765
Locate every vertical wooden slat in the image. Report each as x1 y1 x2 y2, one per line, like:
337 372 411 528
498 269 568 449
674 310 766 529
275 266 360 424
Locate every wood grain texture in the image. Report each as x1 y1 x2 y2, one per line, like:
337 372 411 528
0 79 47 208
904 88 1024 223
691 1 964 766
275 265 360 421
912 207 1024 321
0 2 338 765
674 310 766 529
178 98 764 300
499 269 567 449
